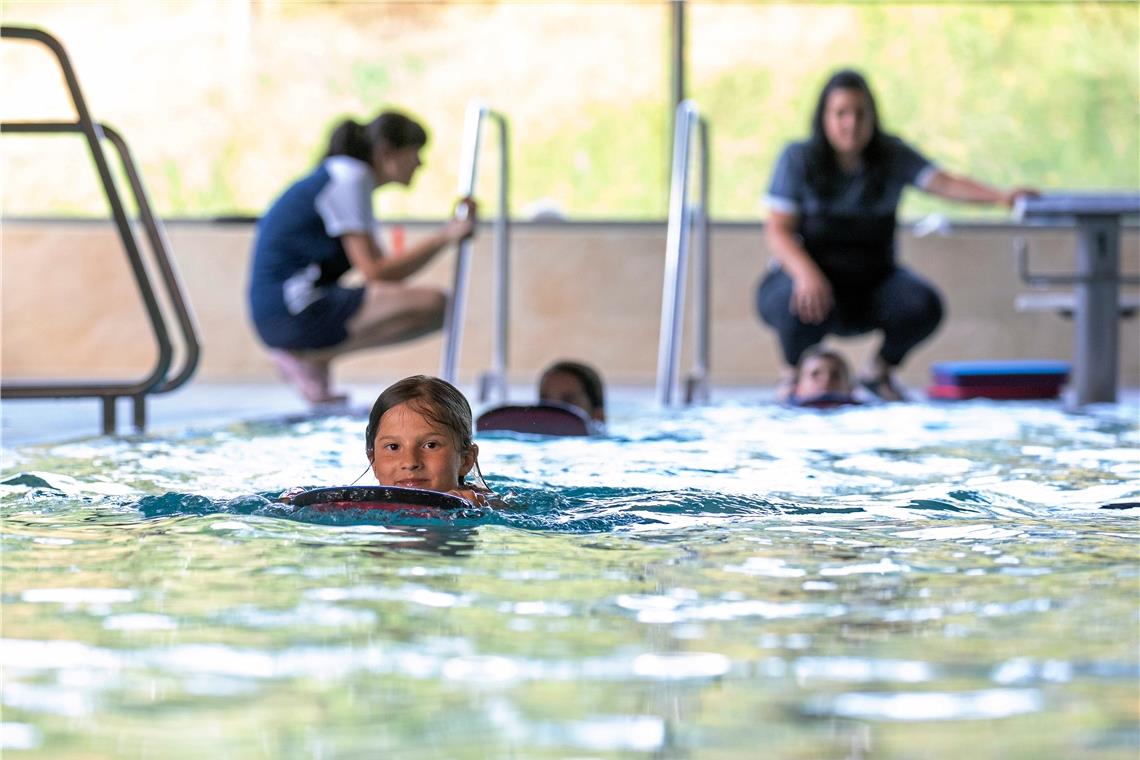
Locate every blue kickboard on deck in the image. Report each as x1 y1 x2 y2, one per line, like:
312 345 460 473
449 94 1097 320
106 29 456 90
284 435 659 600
932 360 1070 385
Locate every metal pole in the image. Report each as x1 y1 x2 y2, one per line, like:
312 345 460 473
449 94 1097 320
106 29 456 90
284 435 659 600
1073 216 1120 404
656 103 694 406
671 0 685 110
485 113 510 403
440 102 485 384
689 117 711 404
669 0 686 193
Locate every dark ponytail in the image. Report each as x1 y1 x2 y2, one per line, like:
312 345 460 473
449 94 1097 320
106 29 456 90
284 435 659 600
325 110 428 163
325 119 371 162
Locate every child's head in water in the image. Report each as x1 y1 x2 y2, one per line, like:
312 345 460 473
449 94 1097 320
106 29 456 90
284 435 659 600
538 360 606 422
365 375 480 496
793 347 854 401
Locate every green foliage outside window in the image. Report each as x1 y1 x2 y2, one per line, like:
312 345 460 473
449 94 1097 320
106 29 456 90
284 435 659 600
2 1 1135 221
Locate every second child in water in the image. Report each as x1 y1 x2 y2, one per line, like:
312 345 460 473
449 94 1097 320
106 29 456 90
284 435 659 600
365 375 493 506
790 346 857 406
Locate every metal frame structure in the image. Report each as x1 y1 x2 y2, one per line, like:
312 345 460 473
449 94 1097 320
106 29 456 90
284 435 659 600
1015 193 1140 405
439 101 511 403
655 99 711 407
1 25 200 433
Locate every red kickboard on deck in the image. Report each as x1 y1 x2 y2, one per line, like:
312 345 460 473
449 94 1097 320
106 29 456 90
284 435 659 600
927 383 1064 400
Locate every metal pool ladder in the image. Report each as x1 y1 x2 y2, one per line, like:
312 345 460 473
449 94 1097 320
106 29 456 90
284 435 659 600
1 25 201 433
439 101 511 403
656 99 711 407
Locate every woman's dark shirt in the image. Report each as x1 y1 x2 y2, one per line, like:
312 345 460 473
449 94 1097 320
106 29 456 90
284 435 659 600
766 136 935 287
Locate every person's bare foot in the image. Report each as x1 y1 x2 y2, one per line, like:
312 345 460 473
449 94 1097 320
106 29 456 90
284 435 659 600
269 350 344 405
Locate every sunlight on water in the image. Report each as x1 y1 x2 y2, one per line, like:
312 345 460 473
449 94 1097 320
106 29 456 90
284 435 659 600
1 397 1137 758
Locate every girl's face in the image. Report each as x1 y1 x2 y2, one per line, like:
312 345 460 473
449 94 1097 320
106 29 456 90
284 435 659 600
375 144 423 186
822 87 874 160
795 356 851 399
370 401 476 492
539 370 598 420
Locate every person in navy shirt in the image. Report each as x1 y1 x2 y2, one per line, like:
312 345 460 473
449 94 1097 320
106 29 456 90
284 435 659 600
757 69 1035 400
248 110 475 404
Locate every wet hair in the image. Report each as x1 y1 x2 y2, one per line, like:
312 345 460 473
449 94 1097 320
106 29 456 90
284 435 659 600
539 360 606 415
804 68 889 199
325 110 428 164
793 346 852 386
365 375 473 460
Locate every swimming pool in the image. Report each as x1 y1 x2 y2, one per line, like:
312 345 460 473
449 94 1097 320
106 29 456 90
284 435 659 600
2 396 1137 758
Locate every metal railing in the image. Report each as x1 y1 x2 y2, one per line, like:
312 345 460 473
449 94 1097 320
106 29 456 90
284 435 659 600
439 101 511 403
1 25 201 433
655 100 711 407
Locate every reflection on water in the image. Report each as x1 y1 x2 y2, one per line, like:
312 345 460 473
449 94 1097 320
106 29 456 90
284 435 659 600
1 398 1137 758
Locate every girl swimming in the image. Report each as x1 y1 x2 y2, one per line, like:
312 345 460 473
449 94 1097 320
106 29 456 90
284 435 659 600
365 375 491 506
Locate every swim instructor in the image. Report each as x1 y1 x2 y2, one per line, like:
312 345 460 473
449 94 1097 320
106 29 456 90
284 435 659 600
757 69 1036 400
248 109 475 404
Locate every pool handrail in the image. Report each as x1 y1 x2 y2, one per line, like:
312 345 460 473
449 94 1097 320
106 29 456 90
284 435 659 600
0 25 201 433
656 99 711 407
439 101 511 403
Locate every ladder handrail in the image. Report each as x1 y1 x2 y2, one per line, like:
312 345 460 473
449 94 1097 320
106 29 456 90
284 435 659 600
1 25 201 431
5 120 204 394
439 101 511 403
655 100 711 407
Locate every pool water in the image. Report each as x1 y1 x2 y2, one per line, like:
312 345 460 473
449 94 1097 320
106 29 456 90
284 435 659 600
2 398 1138 758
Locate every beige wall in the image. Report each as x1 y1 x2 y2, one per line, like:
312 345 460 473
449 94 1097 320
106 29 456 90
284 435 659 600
3 220 1138 390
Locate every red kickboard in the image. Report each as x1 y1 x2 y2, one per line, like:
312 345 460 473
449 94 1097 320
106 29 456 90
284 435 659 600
927 383 1064 400
287 486 472 515
476 403 595 436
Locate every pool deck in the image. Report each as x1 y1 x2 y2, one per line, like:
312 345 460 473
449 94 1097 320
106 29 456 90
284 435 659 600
0 381 714 448
2 382 1136 450
1 383 328 448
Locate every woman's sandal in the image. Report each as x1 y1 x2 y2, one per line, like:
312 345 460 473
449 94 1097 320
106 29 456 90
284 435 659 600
859 375 906 402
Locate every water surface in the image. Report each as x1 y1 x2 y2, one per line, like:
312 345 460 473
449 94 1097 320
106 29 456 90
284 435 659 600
2 398 1137 758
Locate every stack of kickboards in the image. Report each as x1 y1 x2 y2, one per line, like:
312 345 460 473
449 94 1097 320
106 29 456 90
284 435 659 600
928 360 1071 400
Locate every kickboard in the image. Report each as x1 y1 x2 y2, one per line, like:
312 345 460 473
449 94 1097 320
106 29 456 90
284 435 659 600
288 485 472 515
476 402 595 436
927 383 1064 400
931 360 1070 388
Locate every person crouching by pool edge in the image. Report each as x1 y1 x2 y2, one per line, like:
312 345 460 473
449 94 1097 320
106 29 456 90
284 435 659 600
757 68 1037 402
790 346 858 407
247 109 477 407
365 375 493 506
538 360 607 424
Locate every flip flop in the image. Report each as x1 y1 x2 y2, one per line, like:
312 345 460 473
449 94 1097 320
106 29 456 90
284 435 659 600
859 376 906 402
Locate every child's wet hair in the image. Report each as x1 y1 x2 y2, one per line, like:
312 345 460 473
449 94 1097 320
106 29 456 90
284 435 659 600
365 375 474 459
